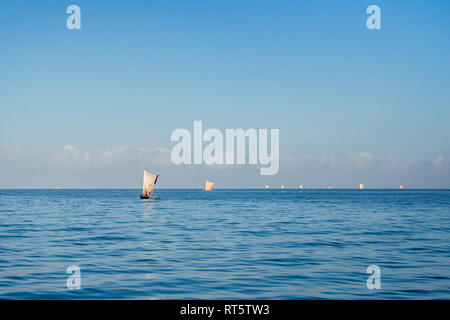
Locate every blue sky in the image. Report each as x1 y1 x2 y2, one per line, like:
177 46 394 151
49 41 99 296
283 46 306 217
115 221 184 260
0 0 449 188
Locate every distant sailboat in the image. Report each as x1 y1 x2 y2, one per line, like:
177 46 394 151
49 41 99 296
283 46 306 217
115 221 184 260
140 170 159 199
400 185 404 190
281 185 285 190
359 183 365 190
265 185 269 190
204 180 214 191
328 186 332 189
299 185 303 190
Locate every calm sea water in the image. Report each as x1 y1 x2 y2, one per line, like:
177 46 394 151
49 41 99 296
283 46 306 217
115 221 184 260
0 189 449 299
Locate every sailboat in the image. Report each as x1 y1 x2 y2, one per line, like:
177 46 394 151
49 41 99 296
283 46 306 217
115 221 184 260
140 170 160 199
359 183 365 190
265 185 269 190
204 180 214 191
299 185 303 190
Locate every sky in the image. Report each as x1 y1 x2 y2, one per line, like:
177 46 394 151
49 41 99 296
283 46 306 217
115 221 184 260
0 0 449 188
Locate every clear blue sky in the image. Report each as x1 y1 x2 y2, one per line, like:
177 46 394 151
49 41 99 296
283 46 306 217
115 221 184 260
0 0 449 188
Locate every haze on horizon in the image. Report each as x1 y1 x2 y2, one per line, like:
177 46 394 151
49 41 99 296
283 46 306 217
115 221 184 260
1 0 449 189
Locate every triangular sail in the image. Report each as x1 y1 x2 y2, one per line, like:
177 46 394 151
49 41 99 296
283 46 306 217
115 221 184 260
205 180 214 191
143 170 159 196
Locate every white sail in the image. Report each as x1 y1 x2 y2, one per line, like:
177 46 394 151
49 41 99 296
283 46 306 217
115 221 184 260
143 170 159 196
299 185 303 190
359 183 365 190
265 185 269 190
205 180 214 191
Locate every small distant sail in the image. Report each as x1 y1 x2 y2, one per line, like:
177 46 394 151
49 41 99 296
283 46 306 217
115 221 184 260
143 170 159 197
281 185 285 189
299 185 303 190
400 185 404 190
359 183 365 190
55 186 60 190
265 185 269 190
328 186 332 189
205 180 214 191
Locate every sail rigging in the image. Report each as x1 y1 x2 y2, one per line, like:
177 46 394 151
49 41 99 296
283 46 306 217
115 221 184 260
143 170 159 196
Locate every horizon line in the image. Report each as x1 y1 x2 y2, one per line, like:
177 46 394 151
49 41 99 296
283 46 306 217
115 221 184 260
1 187 449 190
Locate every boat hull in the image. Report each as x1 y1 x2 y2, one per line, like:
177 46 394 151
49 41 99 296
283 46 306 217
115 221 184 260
140 195 160 200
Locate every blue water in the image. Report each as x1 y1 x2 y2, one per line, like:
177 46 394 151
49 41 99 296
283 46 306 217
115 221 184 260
0 189 449 299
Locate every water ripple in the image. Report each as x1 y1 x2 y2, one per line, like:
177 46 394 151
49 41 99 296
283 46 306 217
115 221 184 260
0 189 449 299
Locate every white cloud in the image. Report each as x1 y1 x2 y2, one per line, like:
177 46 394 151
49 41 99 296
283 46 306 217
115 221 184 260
433 156 449 171
1 146 449 188
49 145 171 169
0 146 21 160
51 144 82 167
283 152 437 172
279 152 450 188
91 146 129 168
137 147 172 167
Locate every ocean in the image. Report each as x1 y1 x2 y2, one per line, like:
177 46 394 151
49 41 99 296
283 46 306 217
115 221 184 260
0 189 449 299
